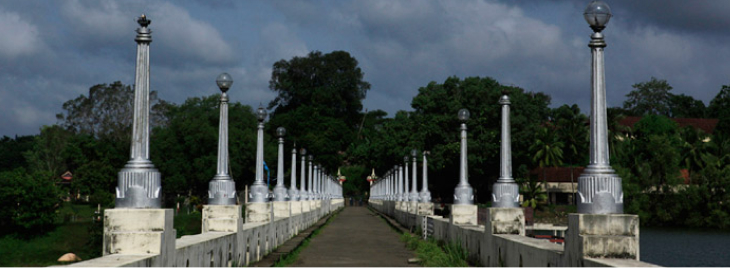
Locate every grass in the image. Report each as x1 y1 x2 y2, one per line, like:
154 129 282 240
174 211 202 238
368 207 470 267
272 209 342 267
400 232 470 267
0 214 98 266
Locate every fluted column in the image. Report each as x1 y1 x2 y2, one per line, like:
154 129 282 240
289 147 298 201
578 5 623 214
313 164 320 200
273 127 288 201
454 109 474 205
419 151 431 203
115 15 161 208
308 156 314 199
410 150 419 201
300 149 307 200
208 73 236 205
492 94 519 207
249 107 268 203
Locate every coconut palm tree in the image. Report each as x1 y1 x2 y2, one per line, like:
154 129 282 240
530 126 564 205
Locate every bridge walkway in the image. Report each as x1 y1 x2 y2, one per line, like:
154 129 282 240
290 206 418 267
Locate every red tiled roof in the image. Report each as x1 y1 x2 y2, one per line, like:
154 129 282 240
530 167 585 183
618 116 718 134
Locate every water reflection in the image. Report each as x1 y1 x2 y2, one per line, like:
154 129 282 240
641 227 730 267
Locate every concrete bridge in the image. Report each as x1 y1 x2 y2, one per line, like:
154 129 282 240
69 2 660 266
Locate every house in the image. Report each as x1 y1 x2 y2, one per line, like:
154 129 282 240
528 166 691 205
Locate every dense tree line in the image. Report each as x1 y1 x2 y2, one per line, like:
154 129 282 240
3 51 730 237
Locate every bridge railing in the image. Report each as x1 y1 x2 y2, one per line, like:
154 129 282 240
369 200 659 267
68 199 344 267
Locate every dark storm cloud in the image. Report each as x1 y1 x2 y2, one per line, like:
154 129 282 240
2 0 729 137
617 0 730 35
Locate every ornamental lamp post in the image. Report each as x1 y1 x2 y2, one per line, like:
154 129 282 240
115 15 161 208
208 73 236 205
454 109 474 205
313 164 320 200
492 93 519 207
577 0 623 214
419 151 431 203
273 127 288 201
396 166 403 201
403 157 410 201
300 148 307 200
307 155 314 199
249 106 269 203
409 149 419 201
289 146 298 201
313 164 318 200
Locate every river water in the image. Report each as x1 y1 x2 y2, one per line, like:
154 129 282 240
641 227 730 267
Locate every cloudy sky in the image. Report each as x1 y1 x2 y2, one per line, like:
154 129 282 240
1 0 729 137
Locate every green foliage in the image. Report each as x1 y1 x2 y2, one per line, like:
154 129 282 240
669 93 706 118
339 165 370 197
531 126 564 168
400 233 469 267
517 174 547 209
0 221 98 266
174 212 202 238
151 94 265 204
708 85 730 135
268 51 371 172
551 104 588 166
0 168 59 236
614 115 686 226
55 81 170 141
353 76 551 202
269 50 370 127
624 77 673 116
23 125 71 179
0 135 35 172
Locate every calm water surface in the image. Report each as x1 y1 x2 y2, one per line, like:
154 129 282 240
641 227 730 267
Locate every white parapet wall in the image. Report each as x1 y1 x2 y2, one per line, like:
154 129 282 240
369 202 658 267
69 200 345 267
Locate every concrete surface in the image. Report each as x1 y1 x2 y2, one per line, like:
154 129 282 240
450 204 477 225
246 202 271 223
291 206 417 267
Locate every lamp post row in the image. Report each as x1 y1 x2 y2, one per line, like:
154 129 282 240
370 0 622 215
120 0 620 215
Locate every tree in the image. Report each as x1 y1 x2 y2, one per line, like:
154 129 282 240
269 51 370 124
669 93 706 118
355 76 551 202
63 134 126 204
23 125 71 179
0 168 59 236
617 115 683 225
623 77 673 116
552 104 588 167
708 85 730 135
530 126 564 204
0 135 35 172
267 51 371 172
678 126 710 175
56 81 170 142
150 95 268 204
517 174 547 209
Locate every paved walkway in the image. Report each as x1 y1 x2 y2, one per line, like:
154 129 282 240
290 206 418 267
